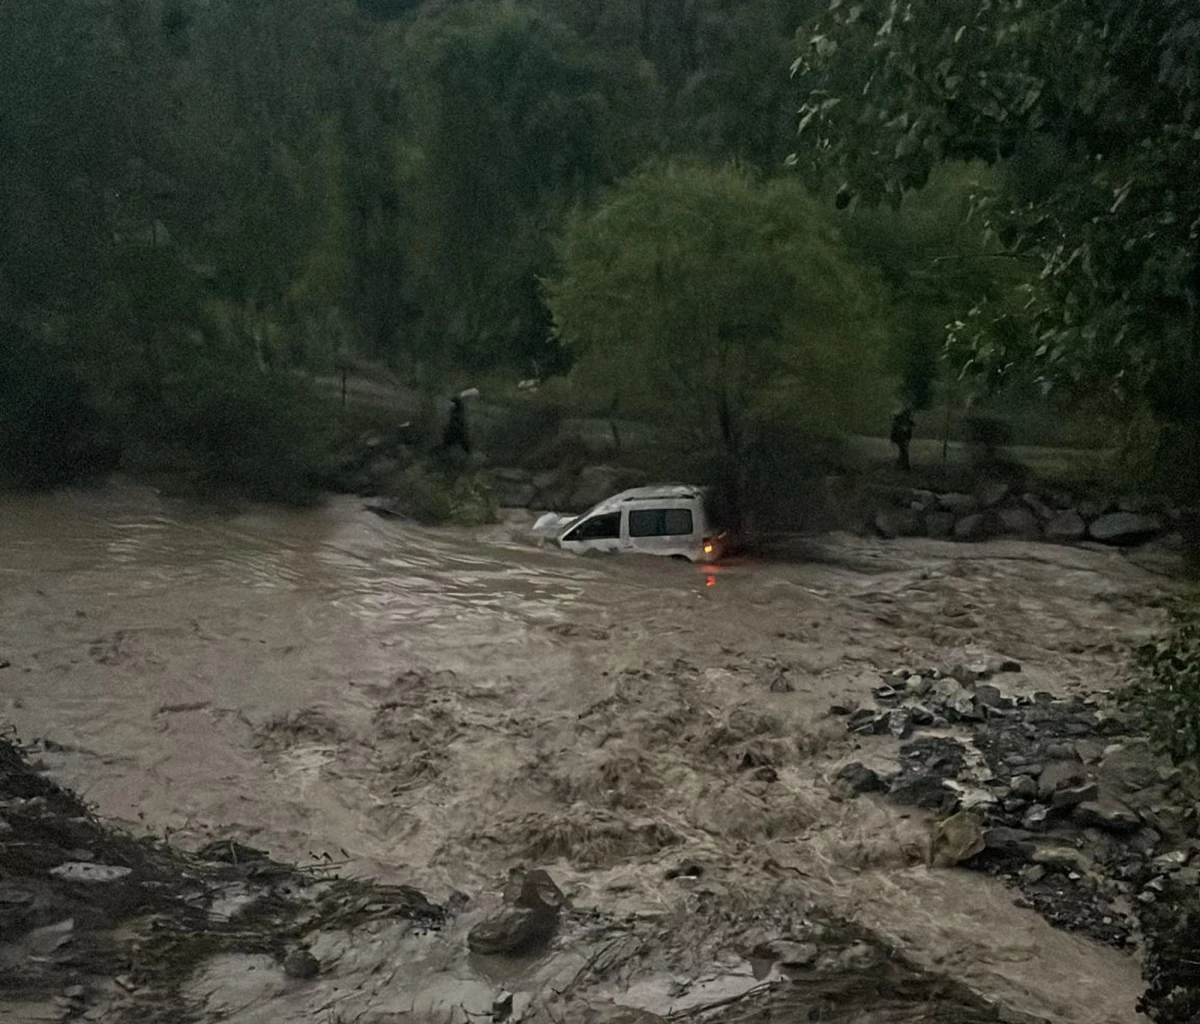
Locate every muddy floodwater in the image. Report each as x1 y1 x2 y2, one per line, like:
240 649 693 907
0 483 1179 1022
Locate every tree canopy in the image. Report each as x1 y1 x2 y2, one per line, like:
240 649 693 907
546 162 887 453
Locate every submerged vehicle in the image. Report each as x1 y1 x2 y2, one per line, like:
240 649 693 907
533 485 725 562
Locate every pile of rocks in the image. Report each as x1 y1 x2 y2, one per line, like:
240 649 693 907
834 664 1199 947
871 482 1182 549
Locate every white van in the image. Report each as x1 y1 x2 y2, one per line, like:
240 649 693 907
533 485 725 562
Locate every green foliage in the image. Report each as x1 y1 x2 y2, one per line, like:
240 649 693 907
547 162 888 454
1120 617 1200 767
0 324 117 490
794 0 1200 554
126 357 329 505
387 465 498 526
1139 877 1200 1024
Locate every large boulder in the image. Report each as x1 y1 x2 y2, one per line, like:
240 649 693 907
1045 509 1087 542
954 513 995 542
468 867 564 955
931 811 985 866
937 492 979 515
925 511 956 539
1088 512 1163 546
998 506 1041 539
1021 493 1056 521
975 480 1011 509
1098 739 1164 794
873 508 924 539
1078 496 1116 520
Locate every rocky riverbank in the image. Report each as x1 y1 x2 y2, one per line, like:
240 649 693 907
832 659 1200 1018
870 482 1186 551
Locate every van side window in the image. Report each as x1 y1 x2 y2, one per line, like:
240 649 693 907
628 508 694 538
564 511 621 542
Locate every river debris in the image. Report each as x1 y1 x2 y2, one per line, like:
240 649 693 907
0 734 441 1022
467 866 565 955
833 662 1200 949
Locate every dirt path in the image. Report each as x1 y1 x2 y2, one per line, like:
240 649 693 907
0 484 1180 1022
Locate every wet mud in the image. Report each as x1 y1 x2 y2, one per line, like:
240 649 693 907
0 483 1183 1022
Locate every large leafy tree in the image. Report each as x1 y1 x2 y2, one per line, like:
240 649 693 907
546 162 886 460
396 3 654 373
794 0 1200 527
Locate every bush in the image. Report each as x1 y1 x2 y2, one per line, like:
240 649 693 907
127 357 329 505
1120 615 1200 766
0 322 118 489
386 464 498 526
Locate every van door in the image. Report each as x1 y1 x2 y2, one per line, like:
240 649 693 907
560 511 623 555
627 505 699 558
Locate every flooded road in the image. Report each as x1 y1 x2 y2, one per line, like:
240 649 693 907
0 483 1177 1022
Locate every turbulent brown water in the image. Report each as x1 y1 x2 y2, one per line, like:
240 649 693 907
0 482 1176 1022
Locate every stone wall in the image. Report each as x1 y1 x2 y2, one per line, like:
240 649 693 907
870 482 1185 550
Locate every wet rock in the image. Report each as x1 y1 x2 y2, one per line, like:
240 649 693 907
1078 496 1116 520
847 709 888 735
1021 493 1056 522
1037 762 1087 800
749 938 818 969
1022 805 1051 831
998 507 1041 539
925 511 956 539
953 513 994 542
1052 783 1100 809
1009 775 1038 800
469 908 549 955
932 812 985 867
1074 801 1141 834
974 684 1012 710
1098 740 1163 794
283 949 319 980
937 492 978 515
1022 864 1046 884
1088 512 1162 546
836 763 886 794
1031 846 1087 872
890 777 958 813
1045 510 1087 542
470 867 563 955
983 827 1037 858
976 480 1011 509
887 709 914 740
873 508 923 539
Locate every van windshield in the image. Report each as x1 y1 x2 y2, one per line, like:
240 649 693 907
564 512 621 542
629 508 694 538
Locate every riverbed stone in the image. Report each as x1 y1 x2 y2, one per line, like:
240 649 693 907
1074 801 1141 834
873 508 924 539
924 511 956 539
954 513 994 542
1088 512 1162 546
1045 510 1087 542
998 506 1041 539
976 480 1011 509
938 492 979 515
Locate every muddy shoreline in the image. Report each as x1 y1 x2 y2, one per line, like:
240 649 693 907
0 484 1183 1021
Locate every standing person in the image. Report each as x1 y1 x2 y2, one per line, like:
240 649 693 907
442 395 471 454
890 408 915 472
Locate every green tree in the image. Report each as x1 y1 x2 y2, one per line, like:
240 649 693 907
546 162 886 492
398 3 654 373
794 0 1200 555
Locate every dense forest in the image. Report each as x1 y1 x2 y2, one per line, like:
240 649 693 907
2 0 1198 556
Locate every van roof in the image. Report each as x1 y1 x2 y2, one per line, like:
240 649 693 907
586 484 707 516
